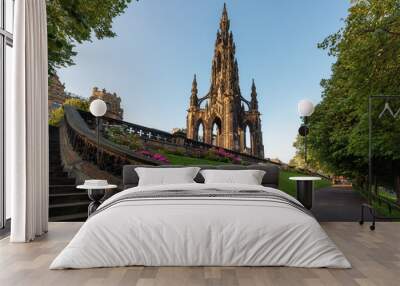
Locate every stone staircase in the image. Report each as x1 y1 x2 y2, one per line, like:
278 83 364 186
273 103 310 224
49 126 89 222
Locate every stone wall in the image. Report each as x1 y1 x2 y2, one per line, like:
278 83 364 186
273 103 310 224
48 74 69 113
59 123 122 188
89 87 124 120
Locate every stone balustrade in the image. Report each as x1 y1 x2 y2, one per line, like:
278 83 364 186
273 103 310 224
78 109 269 165
64 105 162 177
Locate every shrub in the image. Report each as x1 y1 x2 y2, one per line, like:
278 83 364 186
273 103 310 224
104 126 143 151
49 107 65 126
137 150 170 164
169 148 186 156
49 98 89 126
211 148 243 164
204 149 220 161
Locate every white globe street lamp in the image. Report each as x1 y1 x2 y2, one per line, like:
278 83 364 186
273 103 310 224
298 99 315 117
89 99 107 165
297 99 315 167
90 99 107 117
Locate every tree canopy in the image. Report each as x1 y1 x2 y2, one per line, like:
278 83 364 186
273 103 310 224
302 0 400 197
47 0 135 74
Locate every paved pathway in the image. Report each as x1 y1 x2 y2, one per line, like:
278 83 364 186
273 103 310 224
311 186 374 221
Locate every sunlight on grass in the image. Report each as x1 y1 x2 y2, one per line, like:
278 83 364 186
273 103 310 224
162 151 331 197
279 170 331 197
356 189 400 219
163 152 229 166
371 201 400 218
377 190 397 203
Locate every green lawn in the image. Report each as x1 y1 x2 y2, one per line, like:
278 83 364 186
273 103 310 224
161 151 331 197
377 190 397 202
371 201 400 218
163 152 228 166
356 189 400 218
279 170 331 197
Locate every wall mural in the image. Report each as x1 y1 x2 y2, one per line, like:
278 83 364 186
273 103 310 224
45 1 400 224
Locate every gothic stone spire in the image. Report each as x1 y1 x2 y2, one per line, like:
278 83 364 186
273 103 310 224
186 4 264 158
190 74 198 107
220 3 230 35
251 79 259 111
210 3 240 100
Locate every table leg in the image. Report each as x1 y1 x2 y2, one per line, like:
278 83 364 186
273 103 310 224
87 189 106 216
296 181 313 210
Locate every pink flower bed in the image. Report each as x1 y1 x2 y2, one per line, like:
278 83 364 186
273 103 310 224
213 148 242 164
137 150 170 164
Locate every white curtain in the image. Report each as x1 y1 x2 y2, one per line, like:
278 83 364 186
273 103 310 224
6 0 49 242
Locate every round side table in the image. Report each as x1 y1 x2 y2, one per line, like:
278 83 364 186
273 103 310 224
289 177 321 210
77 184 117 216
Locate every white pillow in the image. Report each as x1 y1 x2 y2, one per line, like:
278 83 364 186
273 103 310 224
135 167 200 186
200 169 265 185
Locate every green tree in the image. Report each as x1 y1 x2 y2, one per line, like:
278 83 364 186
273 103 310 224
289 135 306 168
47 0 136 74
306 0 400 201
289 135 331 176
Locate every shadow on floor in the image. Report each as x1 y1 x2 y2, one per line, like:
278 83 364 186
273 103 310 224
0 219 10 239
311 186 375 222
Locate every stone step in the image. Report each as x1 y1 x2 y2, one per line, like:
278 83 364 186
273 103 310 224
49 171 69 178
49 144 60 148
49 185 80 194
49 126 89 221
49 212 87 222
50 177 76 185
49 162 62 167
49 157 61 161
50 192 88 197
49 192 90 205
49 166 66 173
49 201 89 208
49 202 89 217
48 147 60 150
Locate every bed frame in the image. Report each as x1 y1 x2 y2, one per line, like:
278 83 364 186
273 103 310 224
122 164 280 190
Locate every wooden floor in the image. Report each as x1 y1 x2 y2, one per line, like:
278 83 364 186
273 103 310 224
0 222 399 286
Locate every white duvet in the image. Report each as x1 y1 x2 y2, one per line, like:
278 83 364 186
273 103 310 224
50 183 351 269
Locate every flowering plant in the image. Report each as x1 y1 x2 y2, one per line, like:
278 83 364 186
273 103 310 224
152 153 170 164
137 150 152 157
137 150 170 164
212 148 242 164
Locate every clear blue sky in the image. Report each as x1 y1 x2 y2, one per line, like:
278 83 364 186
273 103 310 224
58 0 350 163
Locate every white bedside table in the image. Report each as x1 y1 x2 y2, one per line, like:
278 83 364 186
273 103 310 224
77 183 118 216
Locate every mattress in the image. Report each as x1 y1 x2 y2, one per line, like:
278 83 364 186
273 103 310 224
50 183 351 269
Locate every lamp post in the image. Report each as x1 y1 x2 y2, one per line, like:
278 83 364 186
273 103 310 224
297 99 315 167
89 99 107 165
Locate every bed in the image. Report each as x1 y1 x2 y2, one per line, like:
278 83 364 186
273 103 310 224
50 164 351 269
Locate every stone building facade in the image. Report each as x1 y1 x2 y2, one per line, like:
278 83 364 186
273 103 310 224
89 87 124 120
186 4 264 158
48 74 69 112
